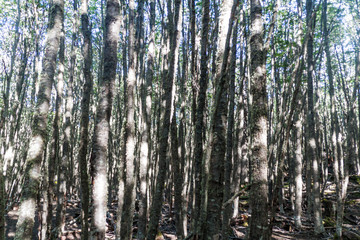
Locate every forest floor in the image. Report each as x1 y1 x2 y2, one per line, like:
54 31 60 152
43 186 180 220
5 176 360 240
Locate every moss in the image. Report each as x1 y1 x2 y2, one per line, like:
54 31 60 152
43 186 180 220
322 217 335 227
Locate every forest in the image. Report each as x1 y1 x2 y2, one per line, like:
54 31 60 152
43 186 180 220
0 0 360 239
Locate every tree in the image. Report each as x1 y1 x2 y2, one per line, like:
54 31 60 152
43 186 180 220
14 0 64 238
120 0 137 237
1 0 359 239
192 0 210 235
79 0 93 238
203 0 237 238
90 0 120 238
248 0 269 238
147 0 182 238
306 0 324 234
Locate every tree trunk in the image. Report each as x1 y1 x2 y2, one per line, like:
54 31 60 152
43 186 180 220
192 0 210 235
203 0 237 238
248 0 269 238
147 0 182 237
306 0 324 234
79 0 93 238
120 0 137 237
171 105 184 238
49 35 65 240
14 1 64 239
293 105 303 229
137 0 154 238
222 18 238 237
90 0 120 238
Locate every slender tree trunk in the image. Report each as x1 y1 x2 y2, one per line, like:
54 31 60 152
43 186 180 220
137 0 154 238
90 0 120 238
51 14 69 239
116 7 128 236
222 18 238 237
14 1 64 239
203 0 237 238
192 0 210 235
293 104 303 229
323 0 342 236
171 103 184 238
49 34 65 240
120 0 137 237
147 0 182 237
79 0 93 238
306 0 324 234
248 0 269 238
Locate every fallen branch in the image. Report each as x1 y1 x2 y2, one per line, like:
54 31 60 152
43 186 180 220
222 185 249 209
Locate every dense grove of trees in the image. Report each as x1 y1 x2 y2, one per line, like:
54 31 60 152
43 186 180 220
0 0 359 239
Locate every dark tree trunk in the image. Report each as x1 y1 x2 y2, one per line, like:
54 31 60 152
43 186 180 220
192 0 210 235
147 0 182 237
222 19 238 237
50 35 65 240
79 0 93 238
306 0 324 233
203 0 237 238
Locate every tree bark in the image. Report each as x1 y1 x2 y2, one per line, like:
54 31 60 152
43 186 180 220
248 0 269 238
222 18 238 237
147 0 182 237
137 0 154 238
79 0 93 238
306 0 324 234
120 0 137 237
49 35 65 240
14 1 64 239
203 0 237 238
90 0 120 238
192 0 210 235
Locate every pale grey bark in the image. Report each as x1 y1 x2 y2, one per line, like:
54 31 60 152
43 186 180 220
248 0 269 238
137 0 153 238
293 110 303 229
120 0 137 237
90 0 120 238
14 1 64 239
